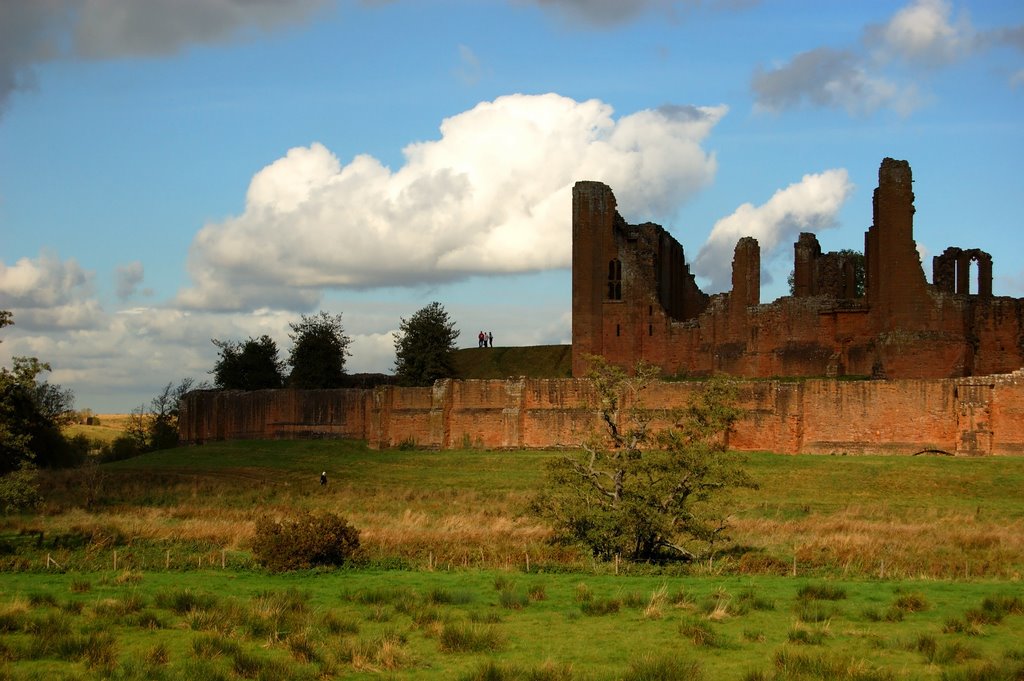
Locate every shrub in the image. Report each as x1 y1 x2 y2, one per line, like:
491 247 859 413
788 624 828 645
580 597 621 616
738 588 775 611
70 579 92 593
438 622 504 653
797 583 847 601
428 587 472 605
320 611 359 636
154 588 218 615
459 660 577 681
99 436 144 463
499 588 529 610
622 654 703 681
680 618 727 648
795 600 836 623
892 592 929 613
252 511 360 572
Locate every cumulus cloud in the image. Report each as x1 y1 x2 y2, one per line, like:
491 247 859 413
752 47 920 116
752 0 1024 116
0 252 103 331
178 93 727 311
0 0 328 115
865 0 972 66
693 169 854 292
115 261 146 300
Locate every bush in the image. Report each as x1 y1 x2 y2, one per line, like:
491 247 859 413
797 583 847 601
99 436 143 463
252 511 360 572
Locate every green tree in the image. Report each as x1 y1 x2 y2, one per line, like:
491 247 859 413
287 311 351 389
148 378 198 450
211 335 285 390
393 301 460 386
839 249 867 297
1 356 79 472
788 248 865 297
530 356 756 562
0 312 75 511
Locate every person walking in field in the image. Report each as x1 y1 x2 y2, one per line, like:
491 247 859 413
320 471 327 486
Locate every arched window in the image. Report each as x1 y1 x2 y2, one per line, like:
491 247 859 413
607 259 622 300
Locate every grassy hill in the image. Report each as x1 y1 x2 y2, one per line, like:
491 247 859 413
452 344 572 380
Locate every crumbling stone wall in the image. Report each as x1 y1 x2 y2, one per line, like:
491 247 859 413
572 158 1024 379
178 371 1024 455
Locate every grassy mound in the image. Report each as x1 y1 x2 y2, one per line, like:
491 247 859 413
452 344 571 380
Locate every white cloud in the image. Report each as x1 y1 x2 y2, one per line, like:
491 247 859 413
752 47 920 116
115 261 146 300
693 169 854 292
866 0 972 67
0 252 103 331
178 93 727 311
750 0 1024 116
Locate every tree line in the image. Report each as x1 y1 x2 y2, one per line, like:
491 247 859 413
211 302 460 390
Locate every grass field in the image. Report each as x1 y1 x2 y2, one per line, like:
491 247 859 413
1 569 1022 680
1 440 1023 679
62 414 134 445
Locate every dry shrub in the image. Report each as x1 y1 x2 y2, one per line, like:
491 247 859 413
252 511 359 572
340 630 412 671
737 552 790 575
643 586 667 620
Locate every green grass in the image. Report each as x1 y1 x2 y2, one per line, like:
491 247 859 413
1 571 1022 680
452 344 571 379
2 437 1022 678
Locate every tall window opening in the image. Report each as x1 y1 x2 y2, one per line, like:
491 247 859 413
607 259 622 300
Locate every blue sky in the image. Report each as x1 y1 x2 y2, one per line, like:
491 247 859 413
1 0 1022 412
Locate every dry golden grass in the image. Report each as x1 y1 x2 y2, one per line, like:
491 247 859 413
10 443 1024 577
730 510 1024 579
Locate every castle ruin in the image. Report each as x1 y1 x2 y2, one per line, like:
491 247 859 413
179 158 1024 455
571 158 1024 380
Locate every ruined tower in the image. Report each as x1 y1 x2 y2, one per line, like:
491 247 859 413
571 158 1024 380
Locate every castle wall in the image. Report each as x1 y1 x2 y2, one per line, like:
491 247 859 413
179 372 1024 456
178 389 369 442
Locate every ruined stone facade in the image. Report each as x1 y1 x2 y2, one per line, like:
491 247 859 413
572 158 1024 380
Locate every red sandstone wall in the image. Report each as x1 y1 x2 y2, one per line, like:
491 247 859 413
179 389 368 442
179 373 1024 455
991 375 1024 454
798 380 957 454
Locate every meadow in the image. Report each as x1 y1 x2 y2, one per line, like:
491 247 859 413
1 440 1023 679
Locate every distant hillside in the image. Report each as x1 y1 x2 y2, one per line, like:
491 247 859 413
452 344 572 380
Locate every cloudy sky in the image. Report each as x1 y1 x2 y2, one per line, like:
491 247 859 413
1 0 1022 411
